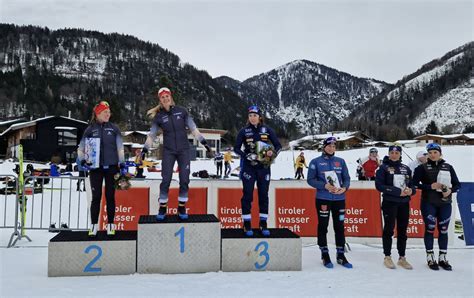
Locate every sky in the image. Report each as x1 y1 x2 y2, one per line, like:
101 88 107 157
1 0 472 83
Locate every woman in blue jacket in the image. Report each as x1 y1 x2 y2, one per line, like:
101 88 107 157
375 145 416 270
234 105 282 236
307 136 352 268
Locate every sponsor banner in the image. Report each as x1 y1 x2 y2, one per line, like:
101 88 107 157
456 182 474 245
406 193 427 238
345 189 383 237
100 187 150 231
218 188 260 229
275 188 317 236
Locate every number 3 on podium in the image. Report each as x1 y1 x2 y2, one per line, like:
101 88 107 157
254 241 270 270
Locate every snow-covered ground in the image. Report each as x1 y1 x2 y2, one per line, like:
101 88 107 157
0 229 473 297
0 145 473 297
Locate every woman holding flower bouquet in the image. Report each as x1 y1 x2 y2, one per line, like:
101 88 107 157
234 105 282 236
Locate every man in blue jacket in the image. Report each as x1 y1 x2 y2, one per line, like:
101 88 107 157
375 145 416 270
307 136 352 268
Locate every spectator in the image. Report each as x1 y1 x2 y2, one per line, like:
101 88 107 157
357 147 381 181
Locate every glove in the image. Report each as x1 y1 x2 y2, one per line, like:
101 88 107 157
80 160 92 171
119 163 127 176
204 144 211 152
246 153 257 161
140 147 148 160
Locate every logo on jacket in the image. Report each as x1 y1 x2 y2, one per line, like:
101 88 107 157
321 205 328 211
243 172 251 180
261 127 267 133
334 161 340 167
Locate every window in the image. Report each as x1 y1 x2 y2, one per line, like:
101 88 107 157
57 130 77 146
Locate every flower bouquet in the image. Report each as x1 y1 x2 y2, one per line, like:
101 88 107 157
114 172 133 190
255 141 276 167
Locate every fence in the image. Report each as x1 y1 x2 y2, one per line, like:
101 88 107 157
1 175 466 248
1 175 90 247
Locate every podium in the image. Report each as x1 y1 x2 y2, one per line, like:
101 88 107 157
137 214 221 274
221 228 302 272
48 231 137 277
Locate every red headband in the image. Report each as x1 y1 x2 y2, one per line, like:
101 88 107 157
158 87 171 97
94 101 110 116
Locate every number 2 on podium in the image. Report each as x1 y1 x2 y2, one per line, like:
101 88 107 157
83 245 102 272
175 227 185 253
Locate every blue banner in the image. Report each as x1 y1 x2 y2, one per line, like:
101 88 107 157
457 182 474 246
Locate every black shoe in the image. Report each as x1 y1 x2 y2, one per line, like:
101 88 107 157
439 253 452 271
322 252 333 268
438 260 452 271
336 253 353 269
428 260 439 270
178 203 188 220
426 251 439 270
243 220 253 236
156 204 167 221
259 219 270 236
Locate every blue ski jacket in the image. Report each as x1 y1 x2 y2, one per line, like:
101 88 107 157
307 153 350 201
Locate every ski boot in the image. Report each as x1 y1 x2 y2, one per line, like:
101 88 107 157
88 224 98 237
336 247 353 269
438 251 452 271
321 247 333 268
156 203 168 221
259 218 270 236
426 250 439 270
243 220 253 237
106 223 116 236
178 202 188 220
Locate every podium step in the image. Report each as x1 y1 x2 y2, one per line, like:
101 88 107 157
221 228 302 272
48 231 137 277
137 214 221 274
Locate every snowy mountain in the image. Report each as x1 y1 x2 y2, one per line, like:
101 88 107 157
338 42 473 140
408 78 473 134
0 24 248 135
216 60 389 135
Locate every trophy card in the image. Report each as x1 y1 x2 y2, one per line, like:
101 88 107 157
85 138 100 169
324 170 341 189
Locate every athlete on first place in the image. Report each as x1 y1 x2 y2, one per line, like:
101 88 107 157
142 87 212 220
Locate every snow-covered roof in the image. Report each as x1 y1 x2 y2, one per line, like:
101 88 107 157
289 131 361 148
54 126 77 130
395 140 420 144
463 133 474 139
0 118 25 126
0 116 87 137
414 133 469 140
123 131 149 136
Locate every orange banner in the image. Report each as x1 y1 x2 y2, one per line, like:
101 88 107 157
275 188 318 237
99 187 150 231
218 188 260 229
166 188 208 215
345 189 383 237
